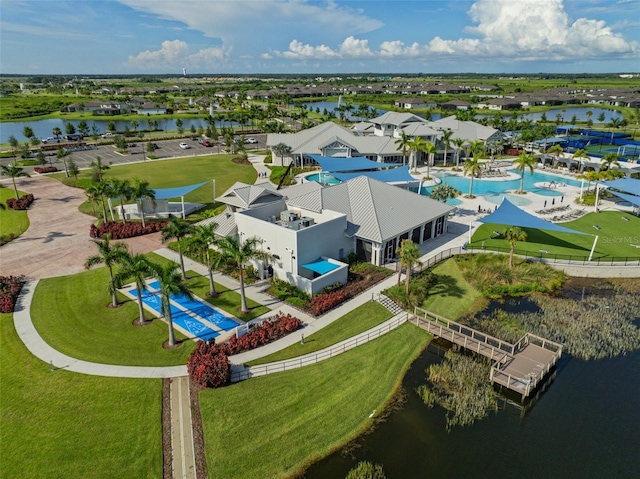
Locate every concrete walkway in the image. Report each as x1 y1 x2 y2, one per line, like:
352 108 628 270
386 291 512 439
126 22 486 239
169 376 197 479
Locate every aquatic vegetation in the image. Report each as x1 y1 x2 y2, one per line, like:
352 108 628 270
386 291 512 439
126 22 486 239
418 349 497 429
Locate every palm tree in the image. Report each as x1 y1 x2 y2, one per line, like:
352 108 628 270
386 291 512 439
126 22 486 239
547 144 564 166
513 152 536 193
148 260 194 347
397 239 422 295
452 138 466 169
572 149 589 172
439 129 454 166
394 131 412 166
504 227 527 268
187 223 219 297
215 235 266 313
464 153 482 197
85 234 129 308
52 127 62 139
0 164 30 200
110 179 133 223
423 141 437 177
468 139 485 157
429 184 461 203
601 152 619 172
272 142 292 166
115 252 154 324
87 180 113 222
161 217 193 280
90 156 109 182
407 136 426 174
56 148 70 177
131 178 156 228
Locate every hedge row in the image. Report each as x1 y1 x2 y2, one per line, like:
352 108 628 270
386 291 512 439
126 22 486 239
0 276 26 313
90 220 168 239
6 194 34 210
187 313 303 388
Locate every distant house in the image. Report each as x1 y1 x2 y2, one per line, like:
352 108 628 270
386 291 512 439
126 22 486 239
135 103 168 115
441 100 471 111
394 98 438 109
476 98 522 111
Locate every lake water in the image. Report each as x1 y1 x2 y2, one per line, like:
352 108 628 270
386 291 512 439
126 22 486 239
304 289 640 479
0 118 241 143
478 107 623 124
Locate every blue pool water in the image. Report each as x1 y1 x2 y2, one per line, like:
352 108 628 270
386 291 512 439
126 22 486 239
306 173 341 185
129 282 240 341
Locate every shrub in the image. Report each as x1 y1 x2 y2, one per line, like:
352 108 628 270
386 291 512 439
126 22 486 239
0 275 26 313
6 194 34 210
187 313 303 388
308 289 349 316
34 166 59 173
90 220 168 239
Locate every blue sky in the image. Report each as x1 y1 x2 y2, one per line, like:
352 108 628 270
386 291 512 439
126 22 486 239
1 0 639 74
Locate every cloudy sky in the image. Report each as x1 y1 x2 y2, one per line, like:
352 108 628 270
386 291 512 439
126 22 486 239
1 0 638 74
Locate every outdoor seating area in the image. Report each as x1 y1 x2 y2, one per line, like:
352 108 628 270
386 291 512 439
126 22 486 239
479 168 508 178
536 205 570 215
550 208 587 222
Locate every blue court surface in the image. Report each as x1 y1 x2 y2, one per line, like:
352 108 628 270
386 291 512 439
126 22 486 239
126 281 240 341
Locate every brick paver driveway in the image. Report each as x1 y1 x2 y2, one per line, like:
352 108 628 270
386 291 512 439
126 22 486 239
0 175 162 279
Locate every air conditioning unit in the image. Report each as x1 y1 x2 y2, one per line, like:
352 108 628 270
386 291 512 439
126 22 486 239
269 215 277 223
301 218 314 227
280 210 298 222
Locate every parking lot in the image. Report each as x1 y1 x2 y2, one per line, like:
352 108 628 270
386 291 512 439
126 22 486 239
32 134 267 171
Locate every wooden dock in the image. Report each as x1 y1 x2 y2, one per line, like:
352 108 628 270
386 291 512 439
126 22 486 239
412 307 563 398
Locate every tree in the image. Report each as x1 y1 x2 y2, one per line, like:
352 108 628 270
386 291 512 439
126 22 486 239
115 252 154 325
597 112 605 123
131 178 156 228
90 156 109 182
161 217 194 280
8 135 18 158
107 120 116 132
397 239 422 295
394 131 412 166
77 120 89 137
175 118 184 134
345 461 387 479
114 135 128 153
110 178 133 223
215 235 266 313
513 151 536 193
187 223 219 296
22 126 34 141
65 122 76 135
452 138 466 169
36 150 46 166
85 234 129 308
572 149 589 172
439 129 454 166
407 136 426 174
272 142 292 165
148 260 194 347
504 226 527 268
464 153 482 197
130 120 139 132
55 148 70 177
601 152 619 172
67 158 79 179
0 164 30 200
430 184 461 203
52 127 62 138
547 144 564 166
87 180 113 222
422 141 437 177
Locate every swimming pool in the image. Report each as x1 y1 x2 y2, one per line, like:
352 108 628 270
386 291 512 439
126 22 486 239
419 170 581 200
305 172 341 185
126 281 241 341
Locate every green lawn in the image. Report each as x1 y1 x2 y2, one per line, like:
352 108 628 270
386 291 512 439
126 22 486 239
470 210 640 261
247 301 393 366
0 314 162 479
31 267 195 366
200 323 430 479
421 259 483 319
50 154 257 212
0 187 30 242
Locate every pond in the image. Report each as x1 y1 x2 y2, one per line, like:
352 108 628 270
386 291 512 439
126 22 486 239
303 284 640 479
0 118 242 143
478 107 623 124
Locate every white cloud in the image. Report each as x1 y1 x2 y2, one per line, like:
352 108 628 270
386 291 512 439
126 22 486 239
266 0 637 63
125 40 227 70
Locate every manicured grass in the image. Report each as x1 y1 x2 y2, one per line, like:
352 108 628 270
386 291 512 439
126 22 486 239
0 314 162 478
470 210 640 261
185 273 270 322
0 187 30 242
31 267 195 366
247 301 392 366
421 258 483 320
199 323 430 479
51 154 257 206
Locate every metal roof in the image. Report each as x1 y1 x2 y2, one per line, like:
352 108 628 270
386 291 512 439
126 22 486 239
216 182 282 209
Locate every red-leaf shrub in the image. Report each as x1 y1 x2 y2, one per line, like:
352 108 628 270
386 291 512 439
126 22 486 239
90 220 168 239
308 289 349 316
0 276 26 313
6 194 34 210
187 313 302 388
34 166 58 173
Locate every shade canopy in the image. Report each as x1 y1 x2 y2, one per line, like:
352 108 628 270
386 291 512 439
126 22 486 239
308 154 400 172
608 190 640 207
153 181 210 199
479 198 590 235
301 258 341 275
598 178 640 196
331 165 416 183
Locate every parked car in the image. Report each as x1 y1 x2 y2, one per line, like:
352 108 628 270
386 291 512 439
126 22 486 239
102 133 116 139
151 143 159 149
190 136 198 141
198 139 212 147
179 142 190 150
245 137 258 144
